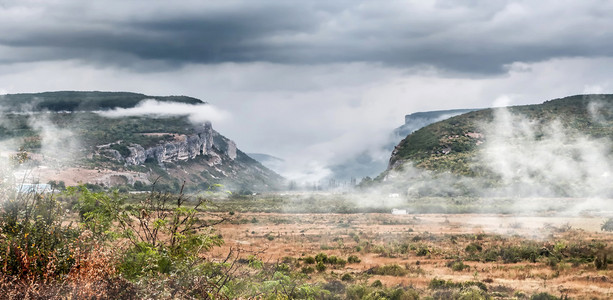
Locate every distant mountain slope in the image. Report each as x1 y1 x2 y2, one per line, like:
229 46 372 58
394 109 479 139
324 109 479 182
386 94 613 177
247 153 285 172
0 91 283 192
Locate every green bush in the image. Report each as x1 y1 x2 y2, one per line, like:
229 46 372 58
115 188 223 274
530 292 561 300
429 278 487 292
0 192 81 279
601 218 613 231
315 252 328 263
416 246 430 256
327 255 347 267
348 255 361 263
447 260 470 271
303 256 316 264
346 284 419 300
68 186 124 240
316 262 327 272
341 273 354 282
465 242 483 254
370 264 408 276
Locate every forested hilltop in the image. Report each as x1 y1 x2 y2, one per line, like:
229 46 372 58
387 94 613 176
0 91 283 192
0 91 202 111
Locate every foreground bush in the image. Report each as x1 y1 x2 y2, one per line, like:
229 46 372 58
0 182 230 299
0 185 137 298
113 187 223 279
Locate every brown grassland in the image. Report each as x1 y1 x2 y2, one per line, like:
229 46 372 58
1 185 612 299
209 211 613 299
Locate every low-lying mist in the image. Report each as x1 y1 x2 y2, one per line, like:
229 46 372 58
288 102 613 214
98 99 229 123
0 113 81 190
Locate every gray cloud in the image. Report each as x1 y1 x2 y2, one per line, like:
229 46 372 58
2 1 613 182
2 1 613 73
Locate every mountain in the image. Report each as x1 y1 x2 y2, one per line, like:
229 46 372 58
0 91 203 112
394 109 479 139
324 109 479 182
387 94 613 175
381 94 613 197
0 91 283 192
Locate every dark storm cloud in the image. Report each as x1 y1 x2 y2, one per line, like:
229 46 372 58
1 0 613 73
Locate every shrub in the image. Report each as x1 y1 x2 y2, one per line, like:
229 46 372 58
595 254 608 270
601 218 613 231
370 264 408 276
465 242 483 254
275 263 291 273
429 278 487 291
68 186 124 240
0 191 81 280
328 255 347 267
0 185 136 298
315 252 328 263
416 246 430 256
530 292 561 300
316 262 327 272
114 186 223 278
346 284 419 300
341 273 354 282
447 260 470 271
303 256 316 264
348 255 361 263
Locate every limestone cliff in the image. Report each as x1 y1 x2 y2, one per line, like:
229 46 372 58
98 122 237 167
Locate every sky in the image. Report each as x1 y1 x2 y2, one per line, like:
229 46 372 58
1 0 613 182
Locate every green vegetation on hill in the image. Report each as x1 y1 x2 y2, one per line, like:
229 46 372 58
389 94 613 176
0 91 283 192
0 91 203 112
0 112 194 151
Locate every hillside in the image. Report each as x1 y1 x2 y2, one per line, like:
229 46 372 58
382 94 613 196
0 91 203 112
388 94 613 174
0 91 283 192
394 108 479 139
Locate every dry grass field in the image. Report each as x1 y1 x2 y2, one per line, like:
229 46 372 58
209 212 613 299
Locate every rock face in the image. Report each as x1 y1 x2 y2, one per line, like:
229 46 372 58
100 122 236 166
394 109 479 139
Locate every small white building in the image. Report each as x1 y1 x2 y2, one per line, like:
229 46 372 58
391 208 408 215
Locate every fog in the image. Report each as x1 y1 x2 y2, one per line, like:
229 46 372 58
344 100 613 215
98 99 230 124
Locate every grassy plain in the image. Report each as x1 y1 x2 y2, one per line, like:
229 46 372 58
204 193 613 299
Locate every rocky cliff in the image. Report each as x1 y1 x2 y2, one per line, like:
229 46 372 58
97 122 241 168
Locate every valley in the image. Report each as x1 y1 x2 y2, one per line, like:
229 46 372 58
2 92 613 299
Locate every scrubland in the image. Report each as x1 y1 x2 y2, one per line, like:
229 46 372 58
1 186 612 299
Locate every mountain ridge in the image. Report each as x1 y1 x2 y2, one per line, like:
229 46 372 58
0 91 283 192
0 91 203 112
385 94 613 177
